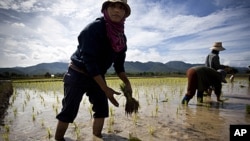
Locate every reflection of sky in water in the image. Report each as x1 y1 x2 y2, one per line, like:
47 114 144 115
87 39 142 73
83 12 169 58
224 79 250 95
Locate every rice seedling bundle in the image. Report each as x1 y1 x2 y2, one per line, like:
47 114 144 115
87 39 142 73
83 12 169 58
120 83 139 115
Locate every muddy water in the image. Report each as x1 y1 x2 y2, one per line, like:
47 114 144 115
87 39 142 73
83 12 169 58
0 77 249 141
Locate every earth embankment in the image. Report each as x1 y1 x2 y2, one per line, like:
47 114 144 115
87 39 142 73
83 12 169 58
0 80 13 125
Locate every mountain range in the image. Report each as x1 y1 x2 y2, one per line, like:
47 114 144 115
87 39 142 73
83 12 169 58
0 61 248 76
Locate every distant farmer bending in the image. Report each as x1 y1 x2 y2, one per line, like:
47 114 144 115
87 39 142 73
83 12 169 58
181 66 227 105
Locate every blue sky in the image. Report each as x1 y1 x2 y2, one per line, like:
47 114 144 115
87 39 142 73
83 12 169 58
0 0 249 68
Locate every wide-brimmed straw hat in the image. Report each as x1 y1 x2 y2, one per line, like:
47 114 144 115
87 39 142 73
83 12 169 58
217 69 227 83
210 42 225 51
101 0 131 17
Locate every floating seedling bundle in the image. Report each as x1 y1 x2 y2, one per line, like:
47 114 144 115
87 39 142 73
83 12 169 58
120 83 140 115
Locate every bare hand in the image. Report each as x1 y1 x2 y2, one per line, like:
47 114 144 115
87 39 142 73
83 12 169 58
104 87 121 107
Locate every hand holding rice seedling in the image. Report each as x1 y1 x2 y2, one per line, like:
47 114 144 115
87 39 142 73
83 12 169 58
120 83 140 115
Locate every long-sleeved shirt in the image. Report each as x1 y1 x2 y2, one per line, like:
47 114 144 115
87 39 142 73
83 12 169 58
192 66 222 94
205 52 225 70
70 17 127 77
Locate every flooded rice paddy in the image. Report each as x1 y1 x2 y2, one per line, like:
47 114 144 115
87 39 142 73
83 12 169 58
0 77 249 141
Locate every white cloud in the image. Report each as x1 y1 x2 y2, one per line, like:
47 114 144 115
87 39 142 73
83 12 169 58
0 0 249 68
11 22 25 28
21 0 37 10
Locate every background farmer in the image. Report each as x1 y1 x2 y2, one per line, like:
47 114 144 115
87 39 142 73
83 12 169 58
54 0 132 141
205 42 231 95
181 66 227 105
205 42 229 70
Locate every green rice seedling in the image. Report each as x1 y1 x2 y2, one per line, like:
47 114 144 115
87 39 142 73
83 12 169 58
56 95 60 104
46 127 52 139
109 106 114 117
73 122 81 140
107 124 113 133
82 97 87 106
7 119 13 125
41 119 45 128
110 116 115 125
147 125 155 136
155 95 159 103
32 113 36 121
88 105 93 119
10 90 17 106
39 95 45 104
107 117 114 133
25 93 30 101
73 122 78 130
22 104 25 112
132 113 139 125
2 133 9 141
155 104 159 117
52 104 56 110
134 89 139 100
146 95 150 105
120 83 140 116
179 87 184 96
176 107 180 119
75 126 81 140
122 99 125 107
52 104 59 115
164 92 168 101
205 102 211 108
128 132 142 141
182 100 188 106
55 107 58 115
24 100 27 106
150 92 154 100
13 107 18 118
4 125 10 133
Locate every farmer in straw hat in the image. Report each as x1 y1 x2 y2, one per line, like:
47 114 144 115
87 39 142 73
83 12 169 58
205 42 229 70
204 42 231 95
54 0 132 141
181 66 227 105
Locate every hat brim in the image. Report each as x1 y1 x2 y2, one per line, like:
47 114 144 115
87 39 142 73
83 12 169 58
210 46 225 51
101 1 131 17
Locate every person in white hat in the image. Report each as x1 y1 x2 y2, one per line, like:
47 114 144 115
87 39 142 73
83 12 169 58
54 0 132 141
204 42 230 96
205 42 228 70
